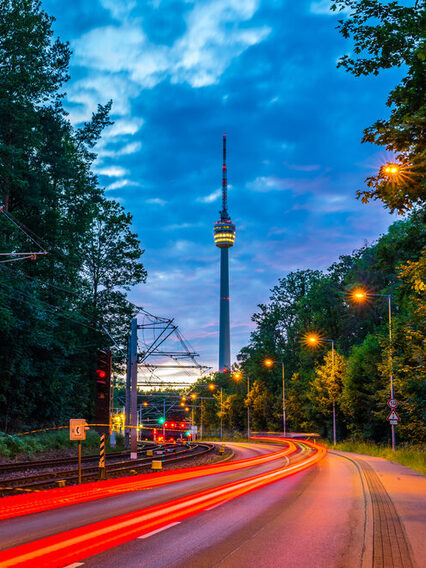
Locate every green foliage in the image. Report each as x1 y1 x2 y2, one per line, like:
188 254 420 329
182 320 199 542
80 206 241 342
0 428 104 458
332 0 425 213
0 0 146 432
329 440 426 475
233 213 425 444
312 351 345 416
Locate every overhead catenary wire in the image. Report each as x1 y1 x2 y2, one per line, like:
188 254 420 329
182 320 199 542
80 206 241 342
0 208 48 262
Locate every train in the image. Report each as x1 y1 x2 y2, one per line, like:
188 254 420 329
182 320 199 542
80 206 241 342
139 420 192 443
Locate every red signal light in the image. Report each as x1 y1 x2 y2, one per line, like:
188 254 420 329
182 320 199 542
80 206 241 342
96 369 106 379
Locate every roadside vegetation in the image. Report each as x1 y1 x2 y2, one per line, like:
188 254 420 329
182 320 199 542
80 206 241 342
329 441 426 476
0 430 124 460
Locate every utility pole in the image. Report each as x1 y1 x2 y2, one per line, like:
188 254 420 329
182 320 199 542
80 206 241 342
163 399 166 439
130 318 138 459
220 388 223 441
125 337 131 448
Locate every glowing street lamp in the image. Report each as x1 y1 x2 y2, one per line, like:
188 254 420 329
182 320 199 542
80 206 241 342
305 334 337 446
350 286 396 451
383 163 400 175
264 359 286 437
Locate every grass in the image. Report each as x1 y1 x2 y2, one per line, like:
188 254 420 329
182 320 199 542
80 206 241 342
0 429 125 459
328 440 426 475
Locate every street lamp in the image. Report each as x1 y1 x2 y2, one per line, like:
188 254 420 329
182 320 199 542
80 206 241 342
382 162 401 176
232 371 251 439
351 287 396 451
264 359 286 437
306 334 337 446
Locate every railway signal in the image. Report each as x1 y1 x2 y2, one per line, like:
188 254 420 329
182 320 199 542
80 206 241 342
95 350 112 435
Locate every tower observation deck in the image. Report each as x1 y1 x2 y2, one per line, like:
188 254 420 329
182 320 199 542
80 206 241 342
214 135 235 371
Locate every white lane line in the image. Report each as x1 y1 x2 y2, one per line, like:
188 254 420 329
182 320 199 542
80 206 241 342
206 497 233 511
64 563 85 567
137 522 181 539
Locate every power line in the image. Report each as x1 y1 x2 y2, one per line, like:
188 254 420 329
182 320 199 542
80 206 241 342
0 208 47 263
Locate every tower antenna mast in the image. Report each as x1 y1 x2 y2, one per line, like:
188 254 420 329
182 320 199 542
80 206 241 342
221 134 228 220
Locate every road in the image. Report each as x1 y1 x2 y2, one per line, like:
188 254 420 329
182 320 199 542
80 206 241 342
0 441 424 568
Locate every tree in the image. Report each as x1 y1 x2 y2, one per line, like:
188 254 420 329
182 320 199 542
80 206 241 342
0 0 147 431
340 334 389 441
80 198 147 355
311 350 345 439
332 0 425 213
392 254 426 442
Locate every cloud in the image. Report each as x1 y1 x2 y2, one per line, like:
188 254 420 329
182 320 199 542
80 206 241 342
104 118 144 138
95 166 129 177
170 0 270 87
197 189 222 203
310 1 349 15
309 1 333 15
71 0 270 92
100 0 136 20
105 179 139 190
96 141 142 160
246 176 289 192
147 198 167 205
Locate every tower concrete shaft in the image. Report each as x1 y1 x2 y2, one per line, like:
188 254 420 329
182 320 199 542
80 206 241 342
213 135 235 371
219 247 230 370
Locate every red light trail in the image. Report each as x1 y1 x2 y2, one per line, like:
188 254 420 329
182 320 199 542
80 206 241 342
0 441 326 567
0 439 297 521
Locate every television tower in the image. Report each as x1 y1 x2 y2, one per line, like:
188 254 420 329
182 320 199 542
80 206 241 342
213 135 236 371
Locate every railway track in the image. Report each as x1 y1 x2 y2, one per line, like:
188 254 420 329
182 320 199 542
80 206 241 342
0 443 215 496
0 443 154 474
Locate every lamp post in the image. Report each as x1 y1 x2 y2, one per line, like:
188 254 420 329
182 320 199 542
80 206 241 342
306 335 337 446
264 359 286 437
233 371 251 439
352 289 395 451
187 383 216 441
220 387 223 441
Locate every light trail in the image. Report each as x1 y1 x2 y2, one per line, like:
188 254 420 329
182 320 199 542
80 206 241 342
0 440 297 521
0 441 326 568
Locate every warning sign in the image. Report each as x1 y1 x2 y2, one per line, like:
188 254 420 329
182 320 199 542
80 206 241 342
387 410 400 422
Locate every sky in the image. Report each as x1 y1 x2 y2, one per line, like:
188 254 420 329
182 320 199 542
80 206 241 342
43 0 401 379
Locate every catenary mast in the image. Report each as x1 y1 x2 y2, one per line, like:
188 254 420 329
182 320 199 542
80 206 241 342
213 135 236 371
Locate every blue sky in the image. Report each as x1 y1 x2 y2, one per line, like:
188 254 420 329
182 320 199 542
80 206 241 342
44 0 401 376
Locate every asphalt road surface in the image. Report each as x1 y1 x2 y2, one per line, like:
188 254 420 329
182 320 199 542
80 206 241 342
0 442 424 568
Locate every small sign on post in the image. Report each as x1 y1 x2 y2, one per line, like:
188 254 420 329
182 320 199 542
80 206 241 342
387 398 398 409
70 419 88 484
70 419 87 440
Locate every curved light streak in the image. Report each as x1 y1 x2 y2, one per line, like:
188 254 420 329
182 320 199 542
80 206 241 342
0 441 326 567
0 441 298 521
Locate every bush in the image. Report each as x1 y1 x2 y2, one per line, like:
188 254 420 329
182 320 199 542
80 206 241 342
328 440 426 475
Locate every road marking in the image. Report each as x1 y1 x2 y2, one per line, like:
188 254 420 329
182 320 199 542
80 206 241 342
206 497 234 511
64 563 84 567
137 522 181 539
